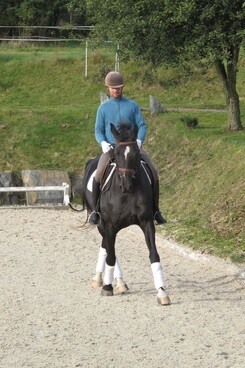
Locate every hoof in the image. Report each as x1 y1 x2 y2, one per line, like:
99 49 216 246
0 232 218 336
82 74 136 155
101 285 114 297
91 279 103 288
157 288 171 306
115 284 129 294
157 295 171 306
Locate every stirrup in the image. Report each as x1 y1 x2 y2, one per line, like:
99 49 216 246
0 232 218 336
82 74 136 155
88 211 101 226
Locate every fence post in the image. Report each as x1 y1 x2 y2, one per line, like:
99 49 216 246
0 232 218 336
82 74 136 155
85 41 88 78
115 42 120 72
63 182 70 205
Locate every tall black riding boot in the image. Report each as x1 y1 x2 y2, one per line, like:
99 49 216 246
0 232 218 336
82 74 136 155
153 179 167 225
88 180 101 225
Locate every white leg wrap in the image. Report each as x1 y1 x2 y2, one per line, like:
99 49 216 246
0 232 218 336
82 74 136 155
151 262 165 290
95 247 107 273
104 264 114 285
93 272 103 283
114 257 123 279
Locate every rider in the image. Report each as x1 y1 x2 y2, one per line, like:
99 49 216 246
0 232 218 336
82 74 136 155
88 71 166 226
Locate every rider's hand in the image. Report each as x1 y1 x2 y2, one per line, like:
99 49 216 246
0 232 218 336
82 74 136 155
101 141 111 153
137 139 142 149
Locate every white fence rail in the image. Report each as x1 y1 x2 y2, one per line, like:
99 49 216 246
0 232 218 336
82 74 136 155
0 183 70 206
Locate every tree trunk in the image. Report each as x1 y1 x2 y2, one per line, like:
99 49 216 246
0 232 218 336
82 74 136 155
226 88 243 131
215 50 244 131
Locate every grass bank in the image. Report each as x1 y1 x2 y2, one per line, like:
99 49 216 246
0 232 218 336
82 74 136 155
0 44 244 263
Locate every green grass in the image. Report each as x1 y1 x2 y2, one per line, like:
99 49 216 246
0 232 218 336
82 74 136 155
0 44 244 263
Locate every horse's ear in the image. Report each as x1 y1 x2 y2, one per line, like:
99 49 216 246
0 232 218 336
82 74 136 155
111 123 120 140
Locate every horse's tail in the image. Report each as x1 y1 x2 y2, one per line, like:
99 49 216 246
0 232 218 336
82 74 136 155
69 155 100 215
68 201 85 212
68 197 91 230
69 176 90 212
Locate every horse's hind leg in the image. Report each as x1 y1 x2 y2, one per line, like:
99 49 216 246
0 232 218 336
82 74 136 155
151 262 171 305
141 221 171 305
114 256 129 294
91 245 106 288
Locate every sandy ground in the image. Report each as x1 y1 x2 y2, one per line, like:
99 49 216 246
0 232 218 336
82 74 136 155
0 207 245 368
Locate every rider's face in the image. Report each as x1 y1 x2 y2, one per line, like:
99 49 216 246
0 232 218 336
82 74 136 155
108 86 123 99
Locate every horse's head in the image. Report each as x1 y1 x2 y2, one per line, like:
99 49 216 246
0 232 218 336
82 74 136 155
111 123 140 193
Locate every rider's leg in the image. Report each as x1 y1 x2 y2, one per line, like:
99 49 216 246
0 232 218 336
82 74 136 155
140 150 167 225
88 152 110 225
153 176 167 224
88 178 101 225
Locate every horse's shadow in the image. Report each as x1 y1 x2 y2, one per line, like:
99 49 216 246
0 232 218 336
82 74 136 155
171 274 245 303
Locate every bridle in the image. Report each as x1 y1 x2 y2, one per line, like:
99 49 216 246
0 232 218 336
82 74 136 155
115 140 140 178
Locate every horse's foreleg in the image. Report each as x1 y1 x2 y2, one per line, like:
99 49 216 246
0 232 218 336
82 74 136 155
102 260 129 295
91 243 128 292
101 228 116 296
101 263 114 296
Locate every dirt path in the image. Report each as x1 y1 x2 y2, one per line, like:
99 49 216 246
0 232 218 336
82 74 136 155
0 208 244 368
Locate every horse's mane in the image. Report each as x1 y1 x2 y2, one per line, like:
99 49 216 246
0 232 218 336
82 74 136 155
117 123 137 142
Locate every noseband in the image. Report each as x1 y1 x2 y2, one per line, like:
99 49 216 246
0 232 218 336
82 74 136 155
116 141 140 178
118 167 136 176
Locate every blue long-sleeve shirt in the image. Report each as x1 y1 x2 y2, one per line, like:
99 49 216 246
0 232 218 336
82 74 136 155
95 96 147 145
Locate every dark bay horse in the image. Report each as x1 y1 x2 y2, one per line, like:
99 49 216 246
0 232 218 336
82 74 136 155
82 123 170 305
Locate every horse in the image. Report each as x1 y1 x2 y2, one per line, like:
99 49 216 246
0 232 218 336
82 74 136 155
82 123 170 305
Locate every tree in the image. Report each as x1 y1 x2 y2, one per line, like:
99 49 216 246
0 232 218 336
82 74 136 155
16 0 70 26
0 0 81 38
87 0 244 131
0 0 72 27
66 0 87 25
0 1 21 26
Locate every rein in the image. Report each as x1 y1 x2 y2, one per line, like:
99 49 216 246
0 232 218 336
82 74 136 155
116 140 136 146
